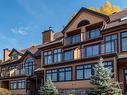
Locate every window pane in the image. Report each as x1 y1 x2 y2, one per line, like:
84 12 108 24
104 34 118 53
77 69 83 80
86 47 92 57
52 73 57 81
71 34 80 44
64 50 73 61
104 61 113 73
93 45 99 55
44 51 52 64
59 72 64 81
122 38 127 51
122 32 127 37
65 71 71 80
84 69 91 79
85 45 99 57
90 29 100 39
54 49 62 63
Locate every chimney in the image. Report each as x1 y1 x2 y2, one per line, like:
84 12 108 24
3 48 10 62
42 27 54 44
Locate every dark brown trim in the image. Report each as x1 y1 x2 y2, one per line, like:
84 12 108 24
9 48 23 57
120 31 127 53
102 23 127 34
43 53 117 68
45 66 73 82
39 42 63 50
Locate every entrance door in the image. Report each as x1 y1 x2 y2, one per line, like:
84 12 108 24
124 69 127 93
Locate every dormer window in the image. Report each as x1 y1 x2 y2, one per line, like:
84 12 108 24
120 16 127 21
77 20 90 28
12 54 18 60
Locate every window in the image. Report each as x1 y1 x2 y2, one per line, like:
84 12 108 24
64 49 74 61
67 34 81 45
54 49 62 63
76 61 113 80
46 67 72 82
77 20 90 28
21 58 35 76
59 68 72 81
17 80 26 89
12 54 18 60
121 32 127 51
87 28 101 39
59 69 65 81
120 16 127 21
84 44 100 57
46 70 57 82
76 64 93 80
10 80 26 90
104 61 113 73
0 67 6 77
104 34 118 53
44 51 52 64
10 80 17 90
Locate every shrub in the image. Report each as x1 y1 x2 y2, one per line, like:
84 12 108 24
0 88 10 95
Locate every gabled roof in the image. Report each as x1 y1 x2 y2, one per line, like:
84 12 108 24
62 7 109 33
9 48 23 56
19 50 34 61
1 45 41 65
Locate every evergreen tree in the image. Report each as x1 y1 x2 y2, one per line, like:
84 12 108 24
90 58 122 95
39 77 59 95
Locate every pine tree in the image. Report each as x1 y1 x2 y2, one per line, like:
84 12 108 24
90 58 122 95
39 77 59 95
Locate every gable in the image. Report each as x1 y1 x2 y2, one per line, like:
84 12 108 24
63 8 109 33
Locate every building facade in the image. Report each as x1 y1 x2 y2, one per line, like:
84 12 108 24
0 46 43 95
0 7 127 95
40 8 127 95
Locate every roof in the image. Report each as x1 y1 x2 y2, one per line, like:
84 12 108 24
104 9 127 30
9 48 23 56
20 45 41 54
62 7 109 33
1 45 41 65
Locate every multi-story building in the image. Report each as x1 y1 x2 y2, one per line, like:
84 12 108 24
0 45 43 95
39 7 127 95
0 7 127 95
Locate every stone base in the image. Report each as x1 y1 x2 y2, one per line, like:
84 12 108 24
59 88 93 95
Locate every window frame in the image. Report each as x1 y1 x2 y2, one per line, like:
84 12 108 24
45 67 72 82
104 34 118 53
76 64 94 80
53 49 62 63
86 28 101 40
43 51 52 65
121 31 127 52
10 80 26 90
21 58 35 76
64 49 74 61
84 44 100 57
76 61 114 80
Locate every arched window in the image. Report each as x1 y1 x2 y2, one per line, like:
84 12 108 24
77 20 90 28
22 58 35 76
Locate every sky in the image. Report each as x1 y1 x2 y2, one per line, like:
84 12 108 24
0 0 127 60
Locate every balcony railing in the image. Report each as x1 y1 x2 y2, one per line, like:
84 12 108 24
0 69 33 79
63 40 117 62
64 34 81 46
43 40 118 65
